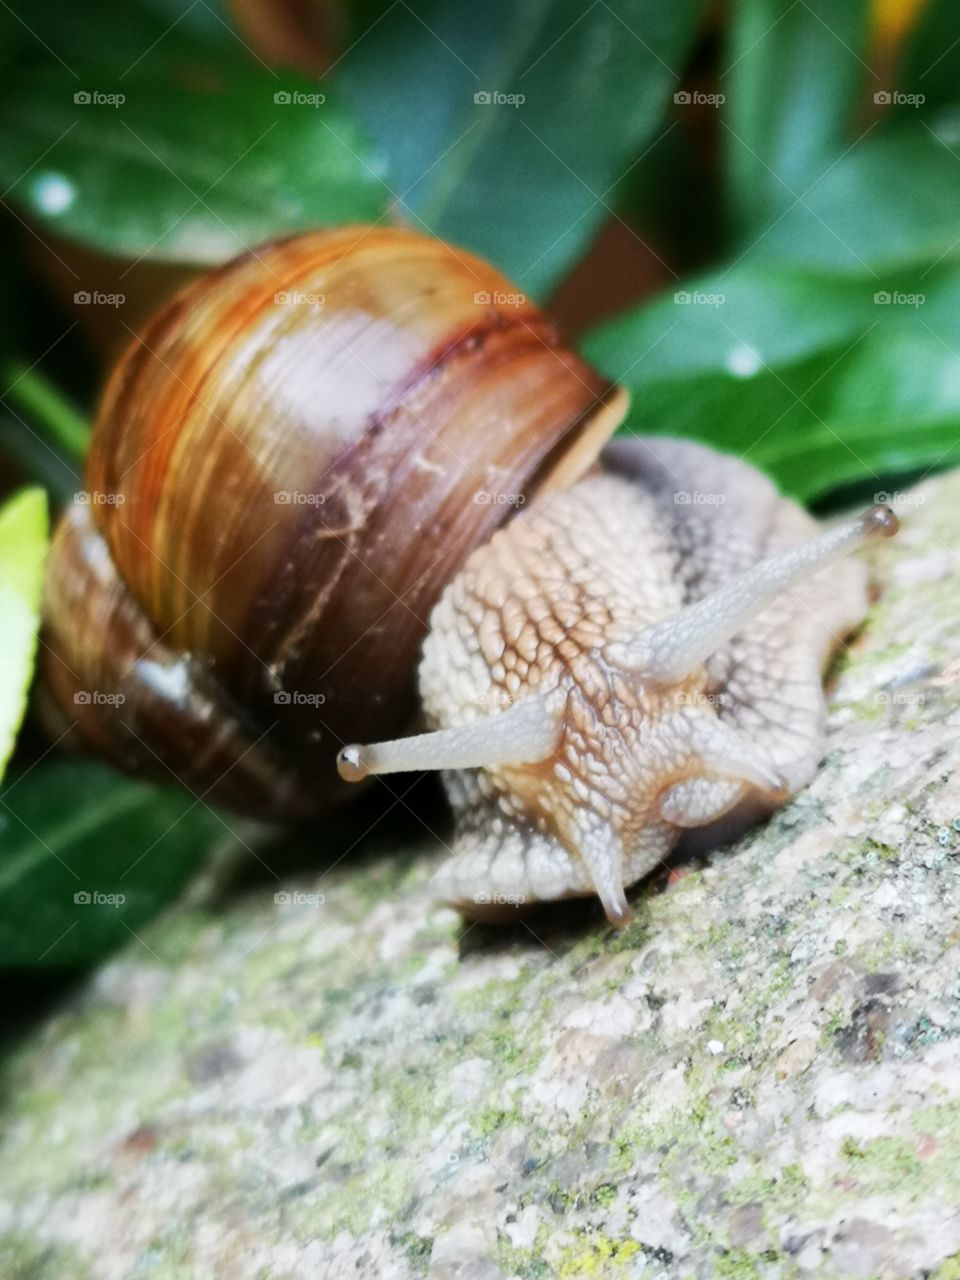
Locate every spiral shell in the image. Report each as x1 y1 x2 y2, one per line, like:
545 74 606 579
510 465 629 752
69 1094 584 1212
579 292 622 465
41 227 625 815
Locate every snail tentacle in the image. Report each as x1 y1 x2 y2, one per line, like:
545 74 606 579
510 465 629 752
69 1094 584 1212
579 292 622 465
605 505 899 685
336 694 560 781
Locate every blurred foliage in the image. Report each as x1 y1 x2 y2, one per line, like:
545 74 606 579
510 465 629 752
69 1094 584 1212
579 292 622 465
588 0 960 500
725 0 870 230
0 762 225 966
0 489 47 781
335 0 704 293
0 0 958 967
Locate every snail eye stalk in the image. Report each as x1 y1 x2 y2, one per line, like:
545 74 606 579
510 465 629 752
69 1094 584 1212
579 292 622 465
337 695 559 781
605 506 899 685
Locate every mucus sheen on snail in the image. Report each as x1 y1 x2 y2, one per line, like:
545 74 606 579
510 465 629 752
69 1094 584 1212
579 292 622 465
39 226 899 925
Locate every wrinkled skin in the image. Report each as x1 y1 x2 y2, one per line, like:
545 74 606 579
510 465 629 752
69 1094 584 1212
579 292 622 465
420 438 868 923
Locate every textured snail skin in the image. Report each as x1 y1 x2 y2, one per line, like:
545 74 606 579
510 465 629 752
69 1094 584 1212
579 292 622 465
40 225 894 914
41 227 621 815
418 437 875 924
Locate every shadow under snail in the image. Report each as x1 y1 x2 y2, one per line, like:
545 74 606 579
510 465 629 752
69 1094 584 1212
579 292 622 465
40 226 899 925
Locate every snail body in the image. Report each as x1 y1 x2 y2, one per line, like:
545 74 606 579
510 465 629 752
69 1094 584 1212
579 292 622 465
339 439 896 922
41 227 897 923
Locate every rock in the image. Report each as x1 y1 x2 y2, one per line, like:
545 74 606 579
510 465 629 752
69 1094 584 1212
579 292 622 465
3 471 960 1279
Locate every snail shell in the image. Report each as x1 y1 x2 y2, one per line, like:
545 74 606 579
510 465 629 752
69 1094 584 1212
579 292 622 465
40 227 626 816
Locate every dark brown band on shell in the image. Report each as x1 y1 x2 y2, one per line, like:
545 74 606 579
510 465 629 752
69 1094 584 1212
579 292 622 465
41 227 625 814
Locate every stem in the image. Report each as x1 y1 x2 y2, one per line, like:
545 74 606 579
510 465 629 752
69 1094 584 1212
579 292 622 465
1 361 91 460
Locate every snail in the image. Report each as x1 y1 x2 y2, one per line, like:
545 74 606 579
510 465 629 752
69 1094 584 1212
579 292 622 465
40 226 898 924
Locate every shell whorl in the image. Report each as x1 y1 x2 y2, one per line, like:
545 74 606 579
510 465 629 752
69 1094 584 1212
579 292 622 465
41 227 623 813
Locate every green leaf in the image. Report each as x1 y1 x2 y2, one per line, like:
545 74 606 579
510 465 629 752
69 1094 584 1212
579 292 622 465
583 263 960 501
8 0 244 77
901 0 960 116
338 0 706 297
738 128 960 274
0 412 81 504
723 0 870 228
1 361 90 460
0 489 49 782
0 762 226 967
0 64 389 263
584 265 874 381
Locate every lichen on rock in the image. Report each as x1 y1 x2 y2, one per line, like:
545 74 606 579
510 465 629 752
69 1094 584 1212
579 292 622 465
2 472 960 1279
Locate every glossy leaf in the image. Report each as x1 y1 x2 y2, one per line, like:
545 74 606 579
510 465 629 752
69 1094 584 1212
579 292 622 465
739 128 960 274
583 263 960 501
723 0 870 228
0 64 389 263
0 489 49 782
0 762 228 967
338 0 706 297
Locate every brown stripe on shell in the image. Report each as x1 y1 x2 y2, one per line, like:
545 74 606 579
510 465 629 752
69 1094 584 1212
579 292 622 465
49 227 626 814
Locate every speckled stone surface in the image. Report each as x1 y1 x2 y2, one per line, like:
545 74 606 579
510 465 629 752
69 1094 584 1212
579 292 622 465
2 472 960 1280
